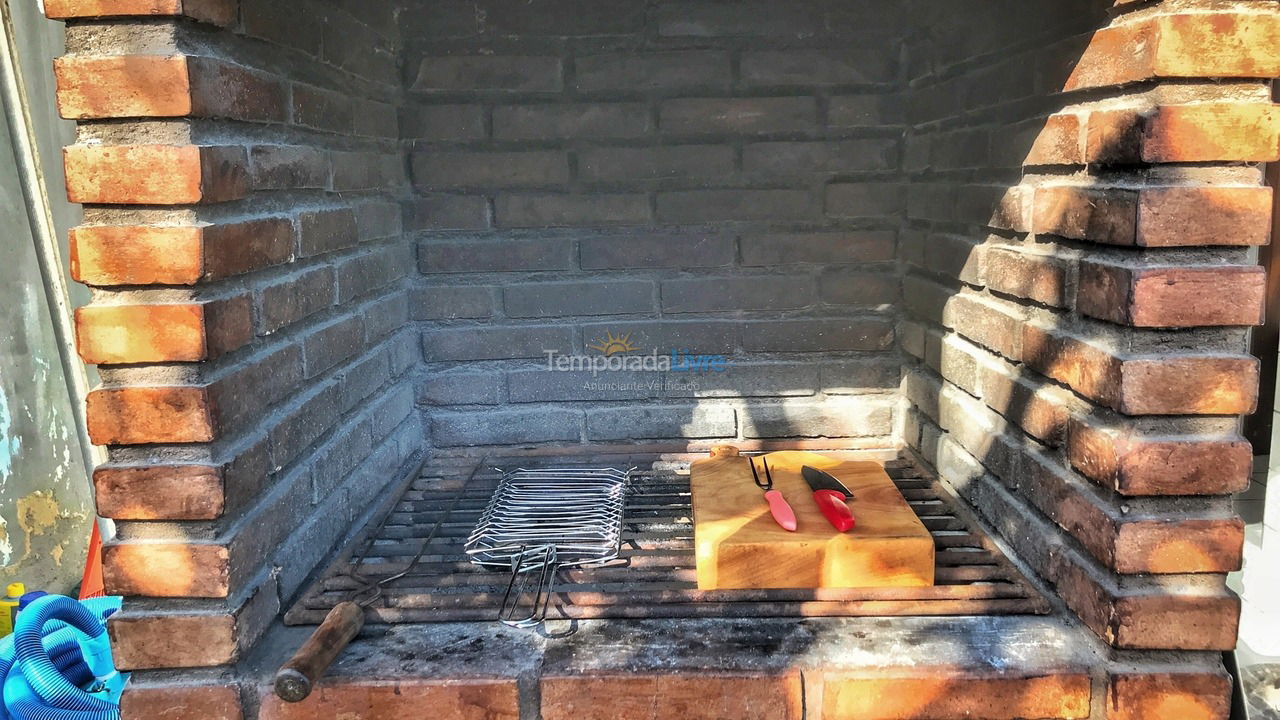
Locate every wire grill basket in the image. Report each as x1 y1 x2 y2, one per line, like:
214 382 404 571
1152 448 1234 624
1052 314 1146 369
465 467 631 626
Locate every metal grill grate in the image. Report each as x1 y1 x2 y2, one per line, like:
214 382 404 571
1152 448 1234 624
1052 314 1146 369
285 452 1050 625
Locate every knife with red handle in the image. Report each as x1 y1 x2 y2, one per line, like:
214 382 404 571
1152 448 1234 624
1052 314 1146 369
802 465 856 532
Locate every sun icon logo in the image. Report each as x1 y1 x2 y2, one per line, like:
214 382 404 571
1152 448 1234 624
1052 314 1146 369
588 330 639 356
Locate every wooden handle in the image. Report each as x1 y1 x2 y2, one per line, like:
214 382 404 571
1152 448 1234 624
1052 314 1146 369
274 601 365 703
710 444 740 458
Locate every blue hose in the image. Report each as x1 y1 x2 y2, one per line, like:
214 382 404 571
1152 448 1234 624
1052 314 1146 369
0 596 124 720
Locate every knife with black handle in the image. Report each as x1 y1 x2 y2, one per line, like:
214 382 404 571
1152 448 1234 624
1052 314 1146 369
801 465 856 532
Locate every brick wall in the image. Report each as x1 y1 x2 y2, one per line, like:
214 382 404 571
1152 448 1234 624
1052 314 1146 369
403 1 908 448
51 0 421 674
900 0 1276 659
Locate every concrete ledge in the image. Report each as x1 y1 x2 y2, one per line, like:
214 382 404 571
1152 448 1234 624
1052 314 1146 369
237 614 1105 719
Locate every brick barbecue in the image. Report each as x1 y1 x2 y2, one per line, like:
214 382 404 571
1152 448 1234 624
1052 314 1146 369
43 0 1279 717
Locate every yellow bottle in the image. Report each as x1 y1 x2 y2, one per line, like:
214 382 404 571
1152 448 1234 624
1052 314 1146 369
0 583 24 637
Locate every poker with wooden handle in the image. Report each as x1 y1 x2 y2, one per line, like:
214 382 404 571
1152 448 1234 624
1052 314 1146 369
274 600 365 703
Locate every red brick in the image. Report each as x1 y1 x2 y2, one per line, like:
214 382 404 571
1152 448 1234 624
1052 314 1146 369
121 683 243 720
64 145 248 205
954 186 1010 230
331 151 403 192
1022 324 1122 407
1136 186 1273 247
1106 671 1232 720
1119 355 1259 415
984 246 1072 308
249 145 330 190
291 84 353 134
44 0 237 25
1126 265 1265 327
1024 113 1083 165
1067 417 1253 496
541 673 803 720
1023 325 1259 415
186 57 287 122
1064 22 1157 91
1115 518 1244 574
1021 450 1123 565
70 218 295 286
937 386 1018 477
821 670 1091 720
1154 13 1280 80
986 470 1241 650
1032 186 1137 245
110 578 278 671
258 679 520 720
94 464 225 520
1074 261 1130 324
258 266 335 333
942 293 1025 362
72 225 204 285
1067 14 1280 91
1143 103 1280 163
1110 591 1241 650
928 331 979 392
1077 262 1266 327
77 304 203 364
1023 449 1241 574
1084 109 1145 164
1083 102 1280 165
298 207 358 256
86 386 215 444
976 357 1075 446
108 611 237 669
55 55 191 118
988 186 1031 233
203 343 305 432
1049 551 1240 650
56 54 285 121
103 541 230 597
75 297 252 364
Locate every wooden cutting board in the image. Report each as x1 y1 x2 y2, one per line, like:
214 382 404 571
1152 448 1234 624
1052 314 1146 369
690 447 935 590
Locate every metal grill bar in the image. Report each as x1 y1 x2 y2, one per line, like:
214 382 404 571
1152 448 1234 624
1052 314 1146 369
285 453 1050 625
